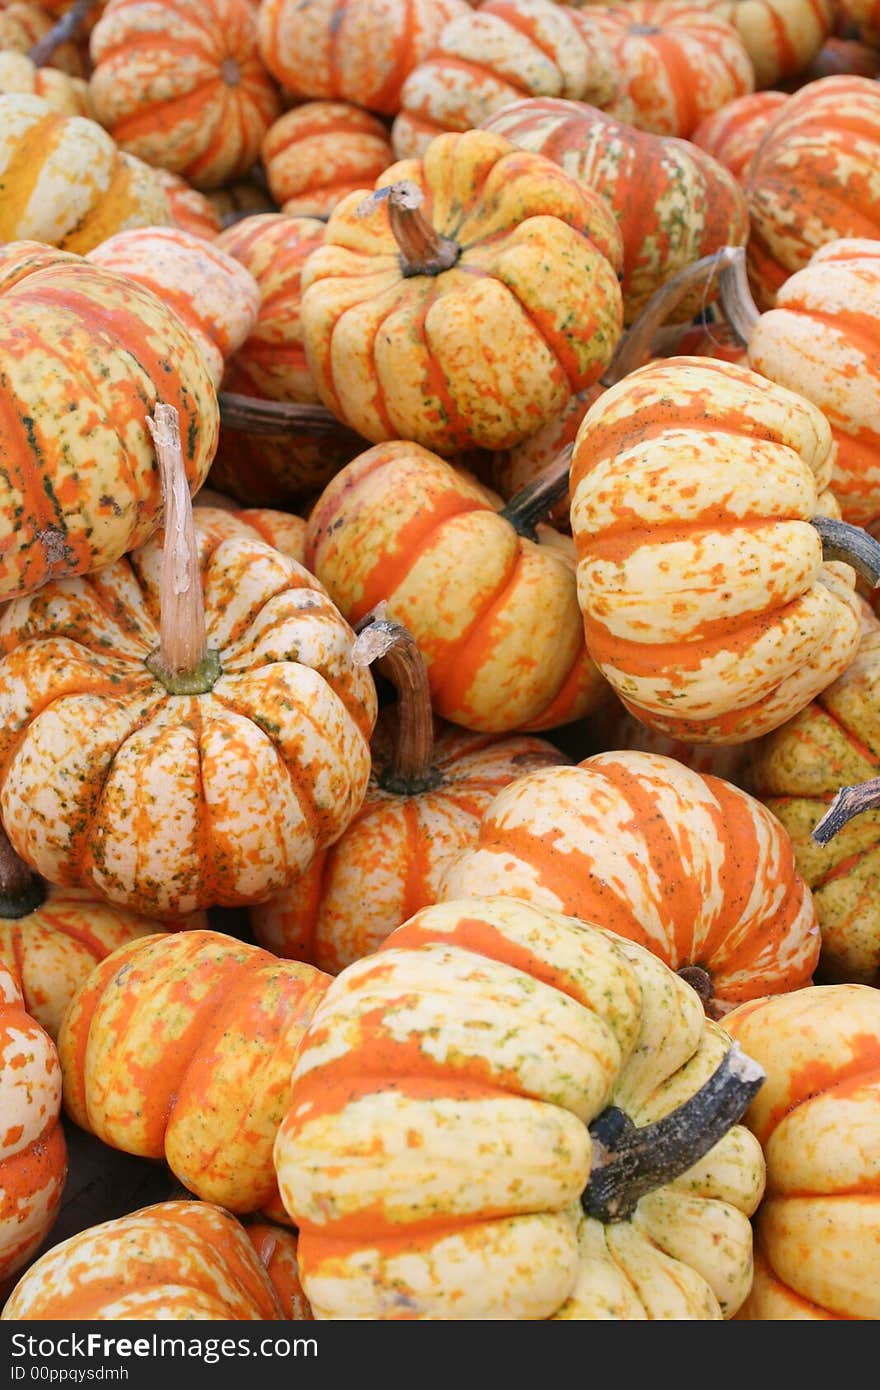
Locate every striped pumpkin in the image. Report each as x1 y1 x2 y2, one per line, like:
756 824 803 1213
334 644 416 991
0 961 66 1283
441 751 820 1017
58 930 329 1214
256 0 468 115
569 356 863 744
691 89 789 183
0 1 86 75
745 75 880 308
725 985 880 1320
687 0 834 87
86 225 261 387
483 97 748 322
0 50 92 114
0 95 173 252
306 441 609 735
1 1201 286 1319
156 169 223 240
192 494 308 566
262 101 394 219
274 895 766 1319
244 1223 312 1320
583 2 754 138
0 241 217 599
390 0 622 159
89 0 282 190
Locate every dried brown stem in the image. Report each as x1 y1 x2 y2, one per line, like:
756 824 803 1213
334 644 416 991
357 181 460 277
28 0 95 67
812 778 880 845
0 823 45 918
218 392 358 439
352 605 439 793
718 244 761 345
812 514 880 589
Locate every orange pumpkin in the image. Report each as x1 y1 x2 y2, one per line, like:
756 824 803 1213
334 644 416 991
89 0 282 189
301 128 624 455
1 1200 287 1318
0 50 91 114
192 493 308 566
725 984 880 1320
58 929 329 1215
687 0 834 87
691 89 789 183
244 1222 312 1319
0 960 66 1283
262 101 394 218
156 169 223 240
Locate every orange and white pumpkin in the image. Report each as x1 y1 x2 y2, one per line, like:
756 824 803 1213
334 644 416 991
691 89 789 183
688 0 834 88
156 169 223 240
262 101 394 218
0 50 91 114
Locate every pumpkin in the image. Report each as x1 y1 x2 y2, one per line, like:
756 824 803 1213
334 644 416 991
89 0 282 190
86 225 261 388
389 0 622 160
745 75 880 309
1 1200 288 1318
0 242 217 599
569 355 868 744
156 169 223 240
482 96 748 323
0 959 66 1284
691 89 789 183
0 404 377 917
440 749 820 1017
207 176 278 226
306 439 609 735
262 101 394 219
586 699 754 783
0 1 86 75
581 3 754 138
251 614 564 973
724 984 880 1320
244 1222 312 1319
192 494 307 566
0 95 175 252
256 0 468 116
301 128 624 455
58 928 329 1214
779 35 880 85
0 49 91 114
685 0 834 88
274 895 766 1319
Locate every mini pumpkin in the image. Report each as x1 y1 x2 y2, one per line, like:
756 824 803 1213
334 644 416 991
155 169 223 240
0 1 86 75
691 89 789 183
688 0 834 87
0 49 91 114
262 101 395 219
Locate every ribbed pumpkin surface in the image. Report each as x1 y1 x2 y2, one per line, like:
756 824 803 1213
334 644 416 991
0 52 92 116
262 101 394 218
156 169 223 239
691 0 833 87
692 89 789 184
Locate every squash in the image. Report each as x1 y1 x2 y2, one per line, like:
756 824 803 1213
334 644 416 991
301 128 624 455
262 101 394 219
745 75 880 308
0 241 217 600
251 613 564 973
441 750 820 1017
725 984 880 1320
0 404 377 917
0 95 174 252
192 493 307 566
156 169 223 240
1 1200 288 1318
89 0 282 190
582 2 754 138
779 35 880 85
569 355 871 744
390 0 622 159
0 49 91 114
691 89 789 183
256 0 468 115
0 959 66 1283
0 1 86 75
86 225 261 388
58 928 329 1214
482 96 748 322
686 0 834 88
244 1222 312 1319
274 895 766 1319
306 440 608 735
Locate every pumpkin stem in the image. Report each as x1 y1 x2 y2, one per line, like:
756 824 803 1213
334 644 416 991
499 445 572 541
812 777 880 845
352 604 441 794
677 964 719 1018
217 391 357 439
0 824 45 919
601 246 747 387
28 0 95 67
812 514 880 589
358 181 460 278
581 1042 765 1223
717 243 761 344
145 404 221 696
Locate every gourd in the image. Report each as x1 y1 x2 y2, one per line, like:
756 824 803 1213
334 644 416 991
262 101 394 219
685 0 834 87
0 49 91 113
691 90 789 183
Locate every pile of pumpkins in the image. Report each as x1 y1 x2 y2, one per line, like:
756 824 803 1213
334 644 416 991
0 0 879 1324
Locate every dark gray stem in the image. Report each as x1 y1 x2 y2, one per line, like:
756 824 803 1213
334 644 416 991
812 778 880 845
218 392 360 439
498 446 572 541
28 0 95 67
813 515 880 588
352 608 442 794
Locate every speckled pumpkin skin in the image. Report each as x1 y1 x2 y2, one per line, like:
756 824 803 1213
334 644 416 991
691 90 789 184
0 241 218 601
570 356 861 744
263 102 394 219
250 715 565 974
745 76 880 309
192 498 307 567
725 985 880 1320
257 0 468 114
0 522 377 918
87 225 261 388
306 441 608 734
482 97 748 323
0 52 93 117
440 751 819 1014
156 169 223 240
0 961 66 1283
300 128 624 455
1 1200 285 1319
273 895 765 1319
245 1222 313 1319
749 628 880 985
89 0 282 190
0 95 173 252
686 0 833 87
59 930 330 1214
